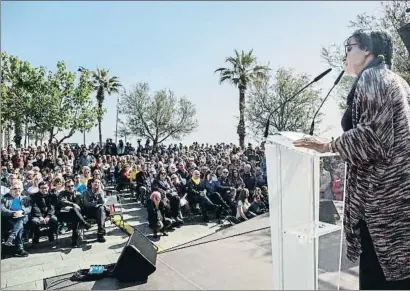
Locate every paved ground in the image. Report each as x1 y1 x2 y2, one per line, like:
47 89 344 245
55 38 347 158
0 190 223 290
1 192 358 290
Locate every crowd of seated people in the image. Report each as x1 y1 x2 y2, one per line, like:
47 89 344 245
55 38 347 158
1 140 269 256
1 176 109 256
126 142 270 237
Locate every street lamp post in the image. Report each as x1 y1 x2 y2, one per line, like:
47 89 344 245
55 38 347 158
115 94 119 144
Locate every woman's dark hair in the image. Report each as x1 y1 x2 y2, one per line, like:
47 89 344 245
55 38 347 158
238 188 249 201
64 179 73 186
345 29 394 106
53 176 64 186
346 29 393 68
38 181 47 188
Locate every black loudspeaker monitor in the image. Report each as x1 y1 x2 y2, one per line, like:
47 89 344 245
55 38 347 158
399 23 410 56
113 228 158 282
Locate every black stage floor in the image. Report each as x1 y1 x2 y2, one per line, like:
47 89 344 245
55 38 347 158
44 213 359 290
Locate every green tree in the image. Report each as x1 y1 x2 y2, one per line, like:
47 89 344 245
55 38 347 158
1 52 45 147
215 49 270 148
247 68 324 138
120 82 198 146
321 1 409 111
39 62 98 146
79 67 122 147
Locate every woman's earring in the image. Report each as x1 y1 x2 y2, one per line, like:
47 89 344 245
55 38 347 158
377 54 385 63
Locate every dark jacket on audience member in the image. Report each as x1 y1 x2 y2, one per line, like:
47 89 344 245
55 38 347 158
219 176 234 189
173 182 187 198
57 190 81 212
30 191 57 218
186 178 207 200
152 178 175 197
83 189 105 208
147 200 167 227
177 169 190 181
255 174 267 188
241 172 256 191
204 180 221 193
230 176 245 189
87 178 106 191
249 200 267 215
135 171 150 188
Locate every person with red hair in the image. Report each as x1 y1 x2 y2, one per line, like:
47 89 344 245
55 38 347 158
147 191 172 238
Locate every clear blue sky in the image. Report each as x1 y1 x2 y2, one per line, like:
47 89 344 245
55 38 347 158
1 1 382 146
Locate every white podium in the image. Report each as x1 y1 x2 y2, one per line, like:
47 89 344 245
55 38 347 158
266 132 346 290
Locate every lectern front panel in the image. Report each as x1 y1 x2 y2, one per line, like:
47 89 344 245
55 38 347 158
266 135 348 290
267 143 319 290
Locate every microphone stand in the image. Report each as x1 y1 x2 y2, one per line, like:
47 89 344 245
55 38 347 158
308 85 335 136
263 83 312 138
263 68 332 139
309 71 344 136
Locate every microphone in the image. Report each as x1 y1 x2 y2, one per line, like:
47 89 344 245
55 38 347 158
334 70 345 85
308 70 345 136
313 68 332 82
263 68 332 138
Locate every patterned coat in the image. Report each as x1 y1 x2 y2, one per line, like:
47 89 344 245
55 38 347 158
334 64 410 281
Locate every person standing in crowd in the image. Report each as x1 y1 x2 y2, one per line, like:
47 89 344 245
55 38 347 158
294 29 410 290
117 140 125 156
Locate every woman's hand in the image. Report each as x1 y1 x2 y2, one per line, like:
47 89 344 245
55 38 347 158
293 137 331 153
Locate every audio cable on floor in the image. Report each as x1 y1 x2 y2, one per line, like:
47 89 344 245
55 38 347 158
159 226 270 254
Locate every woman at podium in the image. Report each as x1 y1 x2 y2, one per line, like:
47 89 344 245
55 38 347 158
294 29 410 290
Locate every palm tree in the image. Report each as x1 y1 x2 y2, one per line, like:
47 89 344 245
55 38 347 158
79 67 122 147
215 49 270 148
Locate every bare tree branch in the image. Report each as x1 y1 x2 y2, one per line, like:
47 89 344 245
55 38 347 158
120 83 198 146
